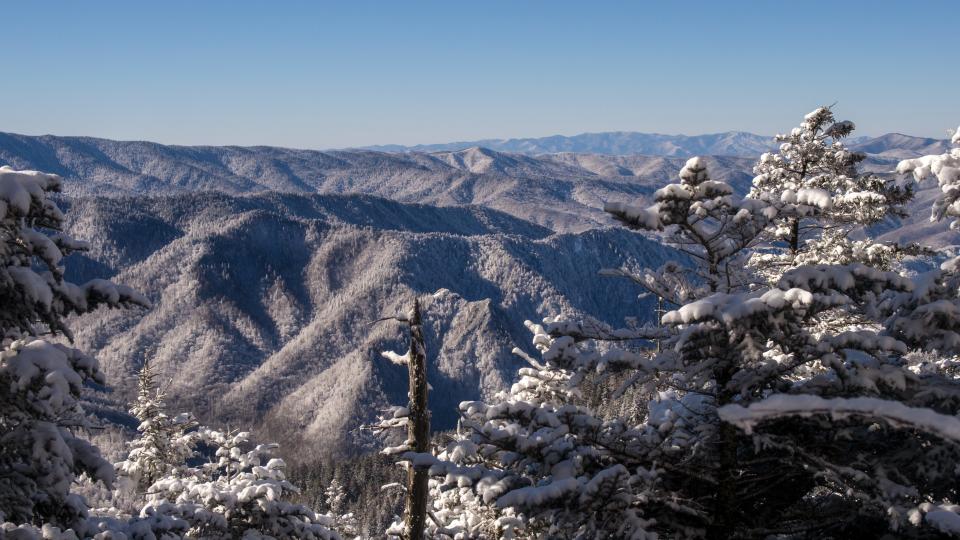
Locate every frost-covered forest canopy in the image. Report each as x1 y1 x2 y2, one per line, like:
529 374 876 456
3 108 960 539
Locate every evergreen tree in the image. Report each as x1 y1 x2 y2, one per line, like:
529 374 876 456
325 478 347 517
0 167 149 529
144 428 341 539
606 156 770 296
115 360 197 505
322 477 360 538
747 106 911 281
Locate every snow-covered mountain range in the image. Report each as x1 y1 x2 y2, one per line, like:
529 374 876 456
0 129 952 453
1 130 950 237
0 131 754 231
62 192 675 453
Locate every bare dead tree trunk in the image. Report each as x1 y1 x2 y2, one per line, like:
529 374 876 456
404 298 429 540
789 216 800 255
655 295 665 353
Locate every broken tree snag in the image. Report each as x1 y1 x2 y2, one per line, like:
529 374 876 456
405 298 429 540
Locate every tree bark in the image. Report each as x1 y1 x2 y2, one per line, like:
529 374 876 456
404 298 429 540
789 217 800 255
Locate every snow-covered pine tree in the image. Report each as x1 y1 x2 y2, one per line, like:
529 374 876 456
711 255 960 537
416 157 770 538
599 143 960 536
606 156 771 297
144 428 341 539
114 360 197 505
655 263 939 537
457 256 960 537
422 315 675 538
0 167 149 529
593 123 960 536
322 477 360 538
747 106 912 281
325 477 348 517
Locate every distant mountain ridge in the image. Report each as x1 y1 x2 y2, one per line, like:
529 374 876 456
850 132 955 159
0 131 757 232
0 129 954 242
362 131 782 157
359 130 947 158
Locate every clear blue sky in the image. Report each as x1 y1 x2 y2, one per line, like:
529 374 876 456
3 1 957 148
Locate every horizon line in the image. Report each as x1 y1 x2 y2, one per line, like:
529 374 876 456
1 128 944 154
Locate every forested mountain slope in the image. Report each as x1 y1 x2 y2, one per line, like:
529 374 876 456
63 191 677 453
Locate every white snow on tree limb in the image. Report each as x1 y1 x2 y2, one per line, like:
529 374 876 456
381 350 410 365
898 125 960 228
719 394 960 441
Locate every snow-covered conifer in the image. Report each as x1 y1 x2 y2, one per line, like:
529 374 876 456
145 428 341 539
0 167 147 339
748 107 911 280
0 167 149 529
321 478 360 538
422 319 669 539
325 478 348 517
706 259 960 536
605 156 771 297
445 264 960 537
115 361 197 505
424 139 960 538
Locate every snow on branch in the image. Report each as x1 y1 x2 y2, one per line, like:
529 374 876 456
661 287 844 326
777 263 913 295
719 394 960 442
381 350 410 365
897 125 960 228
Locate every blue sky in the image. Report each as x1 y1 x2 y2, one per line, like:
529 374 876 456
3 1 957 148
